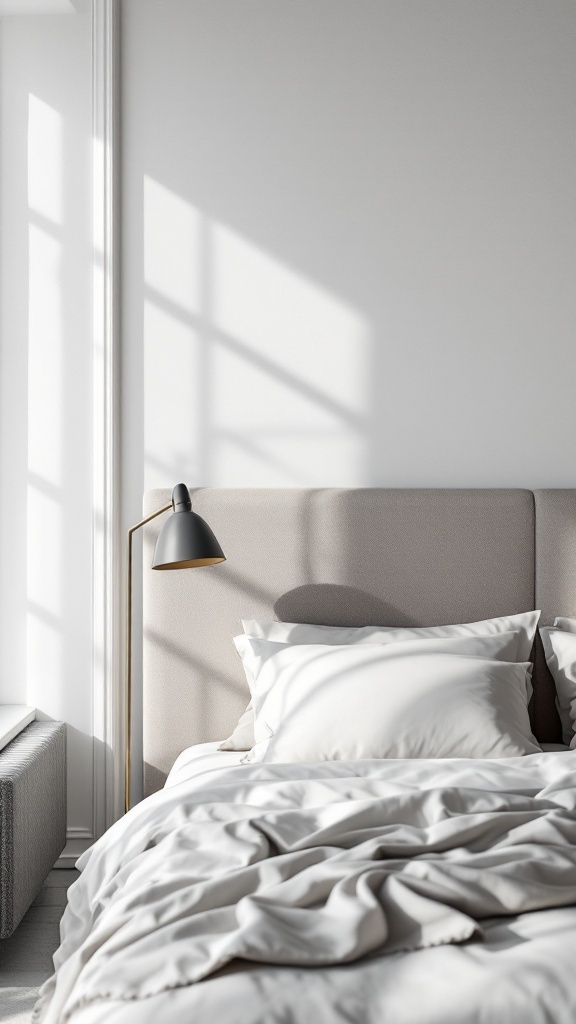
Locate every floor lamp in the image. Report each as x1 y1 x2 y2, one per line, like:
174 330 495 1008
125 483 225 813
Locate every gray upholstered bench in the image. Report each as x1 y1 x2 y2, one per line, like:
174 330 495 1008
0 721 67 938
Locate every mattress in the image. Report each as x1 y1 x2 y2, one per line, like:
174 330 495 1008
35 742 576 1024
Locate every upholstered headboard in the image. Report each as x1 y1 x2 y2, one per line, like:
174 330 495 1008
142 488 576 796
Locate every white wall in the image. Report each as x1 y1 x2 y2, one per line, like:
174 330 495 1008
0 12 94 858
122 0 576 506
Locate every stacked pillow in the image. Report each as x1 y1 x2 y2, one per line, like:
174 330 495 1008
220 612 541 763
540 617 576 747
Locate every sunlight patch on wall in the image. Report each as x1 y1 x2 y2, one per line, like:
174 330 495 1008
27 94 63 702
28 95 63 224
211 222 369 485
143 300 202 479
142 176 369 489
143 176 203 485
144 177 202 314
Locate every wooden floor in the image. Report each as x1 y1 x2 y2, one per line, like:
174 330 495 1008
0 869 78 1024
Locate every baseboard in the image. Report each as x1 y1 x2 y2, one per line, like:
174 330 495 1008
54 828 94 868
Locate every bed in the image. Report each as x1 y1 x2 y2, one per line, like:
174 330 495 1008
34 488 576 1024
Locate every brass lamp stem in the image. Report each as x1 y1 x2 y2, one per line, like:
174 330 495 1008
125 501 172 813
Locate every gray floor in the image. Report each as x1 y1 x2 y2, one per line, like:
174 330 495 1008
0 869 78 1024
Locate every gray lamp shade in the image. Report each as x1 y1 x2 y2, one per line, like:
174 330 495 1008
152 484 226 570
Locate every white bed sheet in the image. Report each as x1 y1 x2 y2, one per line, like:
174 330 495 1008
35 743 576 1024
165 741 248 786
166 740 571 790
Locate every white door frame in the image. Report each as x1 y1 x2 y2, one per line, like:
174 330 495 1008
91 0 122 841
59 0 121 867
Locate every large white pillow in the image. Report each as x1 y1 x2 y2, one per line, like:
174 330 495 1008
540 623 576 746
242 610 540 661
235 637 540 763
219 611 539 751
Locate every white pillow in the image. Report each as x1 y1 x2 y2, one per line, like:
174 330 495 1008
553 616 576 635
218 703 255 752
219 611 539 751
540 625 576 746
235 637 540 763
242 610 540 660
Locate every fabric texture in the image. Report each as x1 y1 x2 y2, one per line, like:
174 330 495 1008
0 722 67 938
34 749 576 1024
221 612 538 751
234 635 538 763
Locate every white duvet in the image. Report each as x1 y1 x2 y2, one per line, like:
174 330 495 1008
35 745 576 1024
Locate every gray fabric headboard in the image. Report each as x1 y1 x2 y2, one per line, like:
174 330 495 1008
142 488 576 796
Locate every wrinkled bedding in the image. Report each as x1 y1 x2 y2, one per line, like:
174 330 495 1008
35 746 576 1024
